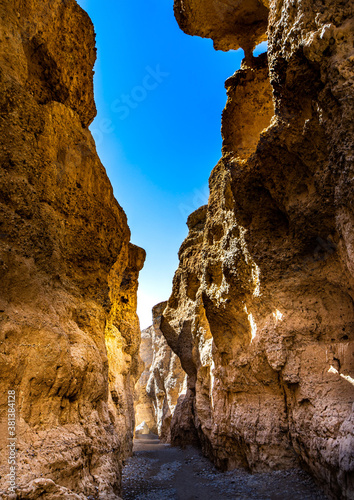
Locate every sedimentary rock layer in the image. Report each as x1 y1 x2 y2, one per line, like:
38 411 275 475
161 1 354 499
0 1 145 498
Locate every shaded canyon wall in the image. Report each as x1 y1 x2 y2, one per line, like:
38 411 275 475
0 1 145 498
161 1 354 499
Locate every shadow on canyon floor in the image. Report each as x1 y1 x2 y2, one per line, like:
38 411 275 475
122 435 329 500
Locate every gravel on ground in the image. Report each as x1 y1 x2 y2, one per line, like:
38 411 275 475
122 434 329 500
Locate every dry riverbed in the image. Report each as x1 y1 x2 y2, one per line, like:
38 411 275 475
122 435 329 500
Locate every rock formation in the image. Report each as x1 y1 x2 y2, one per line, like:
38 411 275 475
134 326 157 435
0 1 145 498
135 303 186 442
161 1 354 499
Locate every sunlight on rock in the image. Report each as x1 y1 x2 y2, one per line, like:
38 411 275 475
340 373 354 386
181 373 188 396
210 361 216 410
252 265 261 297
135 421 151 435
328 366 354 386
244 305 257 343
273 309 284 324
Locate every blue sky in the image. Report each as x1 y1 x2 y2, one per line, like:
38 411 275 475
76 0 266 328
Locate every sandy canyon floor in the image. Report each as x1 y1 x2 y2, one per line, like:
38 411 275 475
122 435 329 500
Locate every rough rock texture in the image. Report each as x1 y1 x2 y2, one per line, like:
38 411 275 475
134 326 158 435
135 303 186 443
0 1 145 498
174 0 269 59
161 1 354 499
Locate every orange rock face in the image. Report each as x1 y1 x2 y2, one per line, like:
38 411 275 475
161 1 354 499
0 1 144 498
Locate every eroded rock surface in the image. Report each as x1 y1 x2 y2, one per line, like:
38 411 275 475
134 326 158 435
135 303 186 443
161 1 354 499
174 0 269 59
0 1 145 498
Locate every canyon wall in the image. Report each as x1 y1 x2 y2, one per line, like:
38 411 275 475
134 325 157 435
0 1 145 498
161 0 354 499
135 303 186 442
